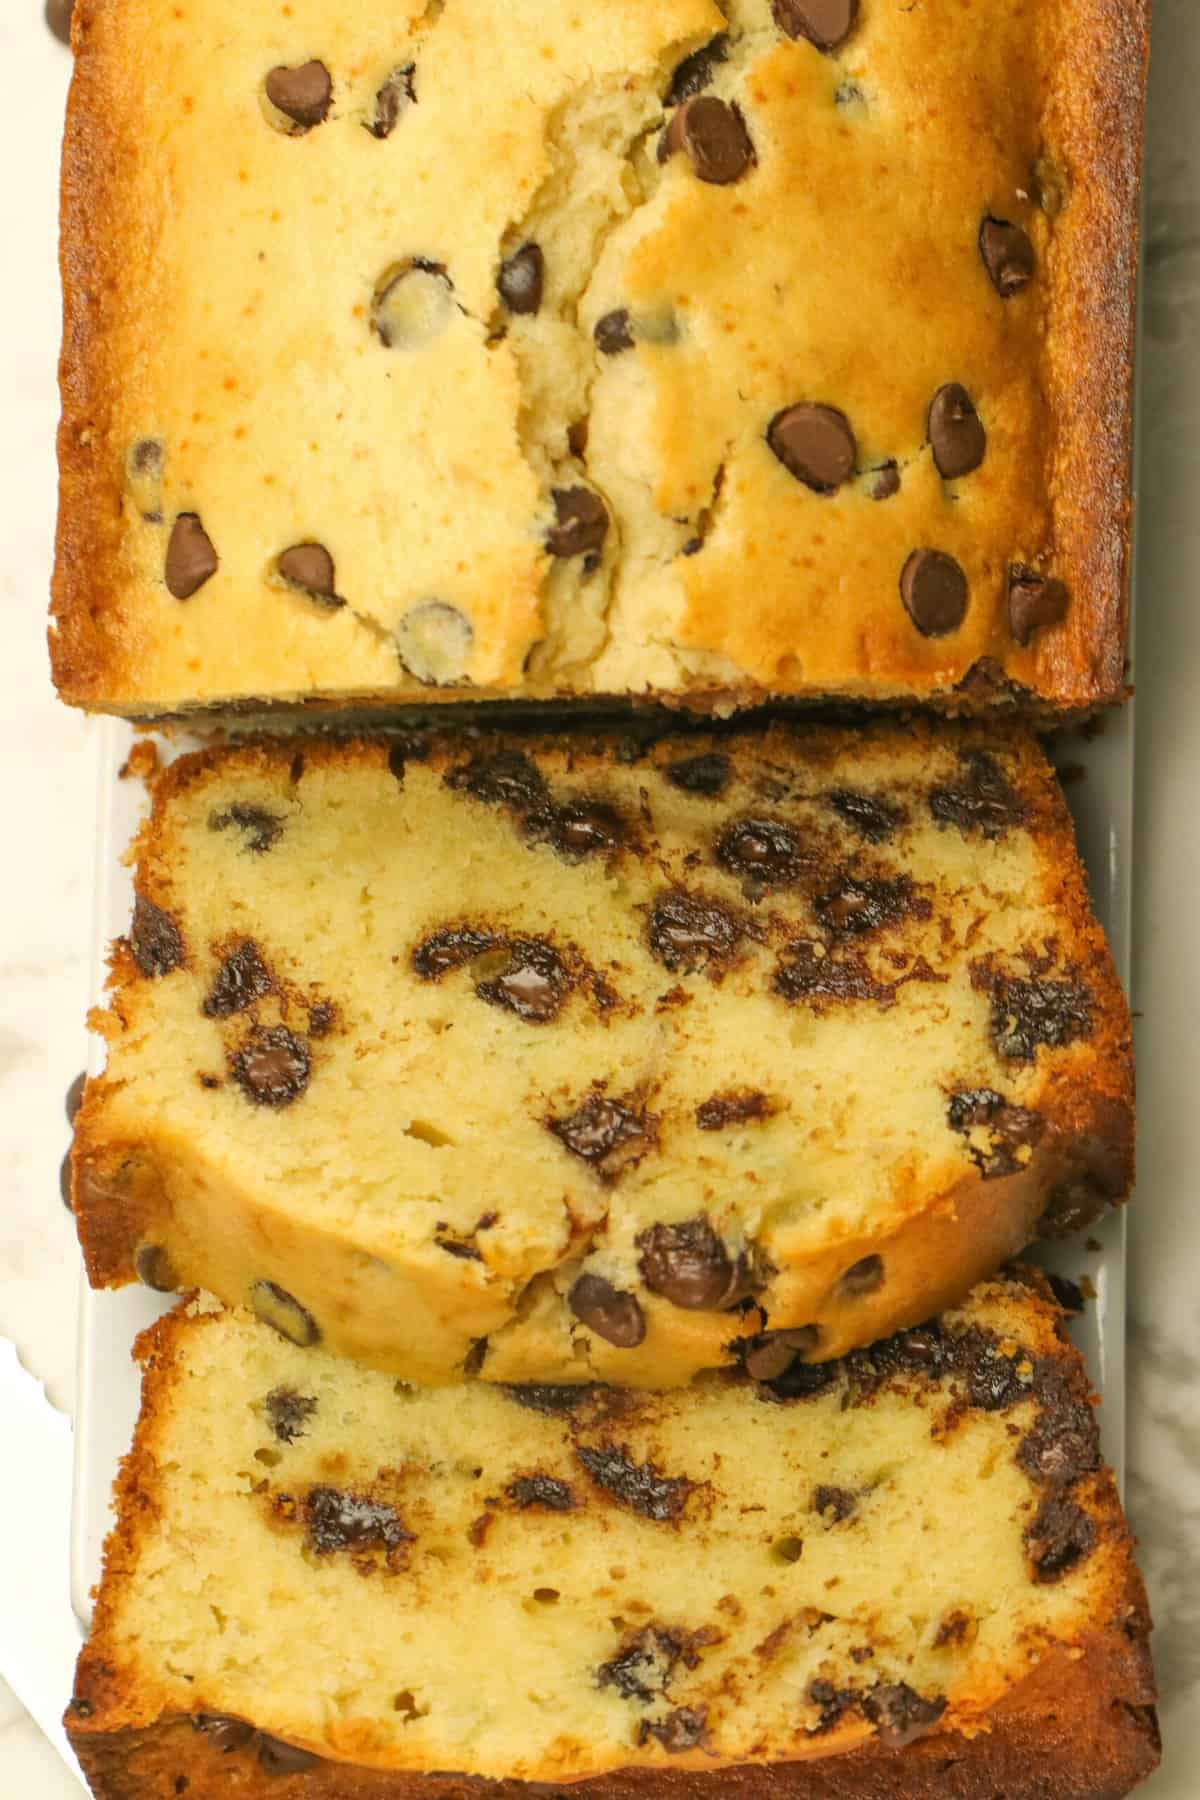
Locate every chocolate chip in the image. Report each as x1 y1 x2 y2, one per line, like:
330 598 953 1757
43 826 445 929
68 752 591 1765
265 1387 318 1444
743 1327 818 1381
598 1628 682 1700
813 1484 857 1523
900 548 968 637
396 600 473 684
497 242 544 315
567 418 589 459
165 514 218 599
716 816 806 886
695 1089 774 1131
368 64 415 138
773 0 858 52
1046 1272 1086 1315
638 1708 707 1753
372 260 455 349
575 1444 694 1521
129 437 163 479
929 384 986 480
947 1088 1045 1178
1008 566 1069 646
277 542 339 605
647 889 743 974
507 1474 575 1512
547 1095 656 1179
547 487 608 558
504 1384 601 1417
666 34 729 103
1018 1388 1099 1487
66 1071 86 1125
305 1485 411 1555
193 1716 256 1754
569 1274 646 1349
203 941 273 1017
59 1152 73 1211
1025 1493 1097 1582
813 875 920 937
257 1736 322 1774
232 1026 310 1107
209 804 284 855
862 1683 947 1748
870 461 900 500
773 942 892 1009
595 310 634 355
265 61 332 130
763 1357 840 1402
929 751 1024 839
980 217 1035 297
134 1243 177 1293
413 927 495 978
446 750 549 814
665 752 730 797
826 790 902 844
251 1280 320 1347
547 801 625 859
638 1217 758 1311
661 96 754 185
976 972 1094 1063
308 1002 336 1037
767 404 856 494
477 939 572 1024
45 0 75 45
131 895 184 978
839 1254 884 1296
807 1679 858 1733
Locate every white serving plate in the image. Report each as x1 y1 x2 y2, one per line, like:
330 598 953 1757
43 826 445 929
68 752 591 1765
69 703 1136 1626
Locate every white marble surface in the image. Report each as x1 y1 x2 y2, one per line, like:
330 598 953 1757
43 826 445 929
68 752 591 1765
0 2 1196 1794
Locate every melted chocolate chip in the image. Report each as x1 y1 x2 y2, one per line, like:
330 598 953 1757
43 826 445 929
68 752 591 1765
477 939 573 1024
278 542 339 604
813 874 922 937
901 548 968 637
870 461 900 500
194 1715 255 1754
66 1071 86 1126
773 942 892 1009
839 1254 884 1297
576 1444 694 1521
929 384 986 480
129 437 164 478
772 0 858 52
569 1274 646 1349
131 895 184 978
598 1627 681 1700
165 514 218 599
647 890 743 974
661 96 754 185
637 1217 758 1311
59 1152 73 1211
504 1384 601 1417
980 217 1036 297
507 1475 575 1512
1018 1381 1100 1487
232 1026 310 1106
742 1327 819 1382
547 1095 656 1178
763 1357 840 1402
1025 1493 1097 1581
305 1485 411 1555
807 1679 858 1733
368 65 415 139
977 971 1094 1062
695 1089 774 1131
257 1737 322 1774
594 310 634 355
45 0 75 46
412 926 496 978
203 940 273 1017
446 750 550 814
134 1243 178 1293
209 803 285 854
251 1281 320 1348
812 1485 857 1523
862 1683 947 1748
947 1087 1045 1178
665 752 730 797
666 34 729 103
826 789 902 843
929 751 1025 839
767 404 856 494
265 1387 318 1444
716 816 806 886
545 801 625 859
547 487 609 558
498 242 544 316
265 61 332 130
638 1708 707 1752
1008 566 1069 646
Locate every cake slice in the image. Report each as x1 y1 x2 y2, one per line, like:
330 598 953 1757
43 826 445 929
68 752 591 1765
67 1273 1158 1798
71 721 1133 1386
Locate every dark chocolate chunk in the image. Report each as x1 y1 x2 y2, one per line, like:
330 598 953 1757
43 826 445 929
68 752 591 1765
209 803 285 854
695 1089 773 1131
548 801 625 859
863 1682 947 1748
165 514 218 599
368 64 415 139
131 895 184 978
504 1384 601 1417
813 874 921 937
305 1486 411 1555
1008 566 1069 646
477 939 572 1024
498 242 544 315
929 751 1024 839
547 487 609 559
446 750 549 814
194 1716 256 1754
901 548 968 637
947 1087 1045 1178
716 816 806 886
257 1737 322 1774
870 460 900 501
594 310 634 355
773 942 892 1010
813 1484 857 1523
637 1217 757 1311
839 1254 884 1296
979 973 1094 1063
666 34 730 103
265 61 333 130
743 1327 819 1382
575 1444 694 1521
661 96 754 185
638 1708 708 1753
929 383 986 480
826 789 902 843
980 216 1036 296
251 1280 320 1347
412 926 497 978
1018 1385 1100 1487
767 404 856 494
598 1627 681 1700
134 1243 178 1293
265 1386 318 1444
66 1071 86 1126
1025 1493 1097 1582
232 1026 310 1106
278 542 339 604
547 1095 656 1178
203 940 273 1018
647 889 742 974
772 0 858 52
506 1475 575 1512
664 752 731 797
569 1274 646 1349
45 0 75 46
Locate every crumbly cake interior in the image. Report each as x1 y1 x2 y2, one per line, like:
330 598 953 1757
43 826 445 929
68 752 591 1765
74 724 1131 1384
53 0 1142 710
73 1281 1143 1783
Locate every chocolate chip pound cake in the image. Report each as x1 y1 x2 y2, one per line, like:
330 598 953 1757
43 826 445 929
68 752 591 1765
52 0 1147 716
67 1273 1158 1798
71 722 1132 1386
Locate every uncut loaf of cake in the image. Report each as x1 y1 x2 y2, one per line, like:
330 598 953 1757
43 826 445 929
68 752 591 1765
71 722 1133 1386
67 1273 1158 1799
52 0 1147 716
